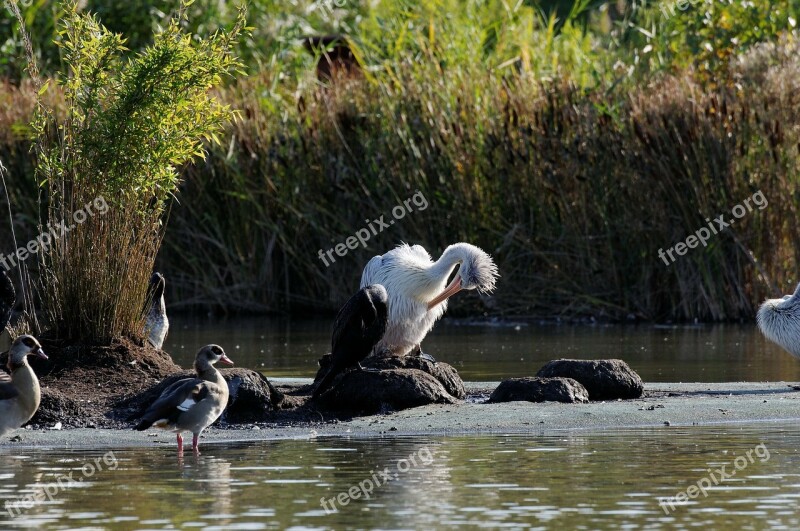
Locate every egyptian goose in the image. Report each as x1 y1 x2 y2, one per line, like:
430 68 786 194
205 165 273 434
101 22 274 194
0 269 14 333
135 345 233 453
145 272 169 349
313 285 388 398
0 335 48 437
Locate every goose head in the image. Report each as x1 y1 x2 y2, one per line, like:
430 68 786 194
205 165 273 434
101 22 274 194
8 335 48 369
194 344 234 372
150 272 166 300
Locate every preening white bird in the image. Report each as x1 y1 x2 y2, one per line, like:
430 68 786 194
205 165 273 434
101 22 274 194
757 283 800 359
360 242 499 359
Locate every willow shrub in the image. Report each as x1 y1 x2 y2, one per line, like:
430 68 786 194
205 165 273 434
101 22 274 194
19 0 245 343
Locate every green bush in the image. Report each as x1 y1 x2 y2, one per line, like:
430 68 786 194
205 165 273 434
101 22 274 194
18 0 245 342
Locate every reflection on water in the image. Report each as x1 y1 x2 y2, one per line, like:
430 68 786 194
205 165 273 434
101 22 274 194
162 317 797 383
2 425 800 529
1 317 795 382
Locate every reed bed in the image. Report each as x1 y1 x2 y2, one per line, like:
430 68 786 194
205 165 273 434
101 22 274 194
0 0 798 323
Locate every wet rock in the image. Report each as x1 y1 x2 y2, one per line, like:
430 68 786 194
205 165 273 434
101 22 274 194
121 368 279 424
315 368 457 414
536 359 644 400
364 354 466 399
488 377 589 404
314 353 466 399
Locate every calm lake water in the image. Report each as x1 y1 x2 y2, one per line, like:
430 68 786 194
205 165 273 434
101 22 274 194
1 425 799 529
160 317 799 383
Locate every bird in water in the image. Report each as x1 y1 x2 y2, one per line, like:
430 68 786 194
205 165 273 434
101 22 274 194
312 285 388 399
0 269 15 333
145 272 169 349
360 243 498 361
135 345 233 454
0 335 48 437
757 283 800 359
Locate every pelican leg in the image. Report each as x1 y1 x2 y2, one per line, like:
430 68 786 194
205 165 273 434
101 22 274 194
357 362 380 373
412 344 437 363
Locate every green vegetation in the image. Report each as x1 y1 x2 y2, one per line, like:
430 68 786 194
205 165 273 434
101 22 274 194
1 0 799 325
6 0 244 342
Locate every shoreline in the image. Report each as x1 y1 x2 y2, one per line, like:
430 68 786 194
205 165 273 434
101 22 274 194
2 381 799 449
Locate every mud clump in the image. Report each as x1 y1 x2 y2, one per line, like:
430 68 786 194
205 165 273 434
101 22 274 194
312 353 464 413
536 359 644 400
488 377 589 404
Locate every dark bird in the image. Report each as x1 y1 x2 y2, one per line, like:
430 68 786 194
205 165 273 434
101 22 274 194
313 285 389 399
145 272 169 349
0 269 15 333
135 345 233 454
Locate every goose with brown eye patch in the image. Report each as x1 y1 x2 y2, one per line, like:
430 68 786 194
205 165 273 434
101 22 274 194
0 335 48 438
135 344 233 455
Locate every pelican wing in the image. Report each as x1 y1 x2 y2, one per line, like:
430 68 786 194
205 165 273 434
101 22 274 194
135 378 208 430
0 371 17 400
360 255 384 289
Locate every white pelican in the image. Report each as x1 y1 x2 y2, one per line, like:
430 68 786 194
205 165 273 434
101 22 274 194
757 283 800 358
360 242 499 359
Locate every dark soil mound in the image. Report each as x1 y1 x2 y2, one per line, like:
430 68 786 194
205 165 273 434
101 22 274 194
536 359 644 400
488 377 589 403
311 353 464 413
1 337 182 429
314 368 458 414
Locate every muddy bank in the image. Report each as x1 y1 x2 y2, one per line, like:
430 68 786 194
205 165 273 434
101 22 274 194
3 382 800 448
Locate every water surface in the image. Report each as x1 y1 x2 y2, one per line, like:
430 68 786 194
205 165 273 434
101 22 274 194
1 425 798 529
161 317 798 383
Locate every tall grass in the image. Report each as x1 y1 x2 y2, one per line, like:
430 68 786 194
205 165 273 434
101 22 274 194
10 0 245 343
1 0 798 322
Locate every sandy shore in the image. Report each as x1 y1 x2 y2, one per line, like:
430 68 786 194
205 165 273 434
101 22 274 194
2 380 799 449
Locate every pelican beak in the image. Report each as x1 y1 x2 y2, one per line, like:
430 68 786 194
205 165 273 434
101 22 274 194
219 353 234 366
428 276 462 311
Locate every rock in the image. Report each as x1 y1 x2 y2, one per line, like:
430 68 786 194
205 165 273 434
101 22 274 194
221 368 284 423
316 368 457 414
121 368 279 424
314 353 466 399
488 377 589 403
536 359 644 400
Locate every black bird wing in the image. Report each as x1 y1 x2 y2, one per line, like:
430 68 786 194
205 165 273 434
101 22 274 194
135 377 209 430
0 371 18 400
314 286 388 398
0 270 15 331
